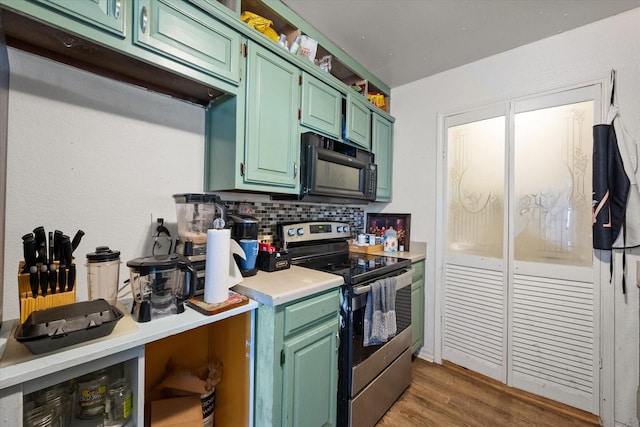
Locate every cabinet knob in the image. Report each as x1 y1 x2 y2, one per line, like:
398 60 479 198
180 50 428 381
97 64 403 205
140 6 148 33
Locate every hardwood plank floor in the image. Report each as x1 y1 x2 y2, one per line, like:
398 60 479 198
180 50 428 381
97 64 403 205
377 358 602 427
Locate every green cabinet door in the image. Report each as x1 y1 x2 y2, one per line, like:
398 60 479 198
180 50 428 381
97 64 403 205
133 0 241 84
346 93 371 149
254 289 340 427
411 260 425 354
282 317 339 427
245 42 300 189
30 0 126 37
301 72 342 139
372 112 394 202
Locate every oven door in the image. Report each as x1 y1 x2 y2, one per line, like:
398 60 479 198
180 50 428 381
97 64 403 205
350 267 414 396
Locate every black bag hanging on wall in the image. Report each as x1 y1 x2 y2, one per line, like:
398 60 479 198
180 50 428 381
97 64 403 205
592 123 629 250
592 70 631 293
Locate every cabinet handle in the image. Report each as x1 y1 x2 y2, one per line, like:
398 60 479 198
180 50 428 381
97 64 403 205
140 6 148 33
293 162 298 178
240 162 245 177
114 0 121 19
336 331 340 351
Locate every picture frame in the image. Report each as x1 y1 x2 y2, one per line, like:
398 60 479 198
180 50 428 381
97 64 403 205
366 213 411 251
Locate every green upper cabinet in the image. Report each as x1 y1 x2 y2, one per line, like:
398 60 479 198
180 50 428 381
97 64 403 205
133 0 241 85
244 42 300 189
30 0 126 36
300 72 342 139
372 112 394 202
346 92 371 149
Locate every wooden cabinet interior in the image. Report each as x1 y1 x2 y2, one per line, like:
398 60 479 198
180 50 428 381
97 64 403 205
144 312 252 426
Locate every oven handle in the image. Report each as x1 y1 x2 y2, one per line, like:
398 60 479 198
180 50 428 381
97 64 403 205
352 267 415 296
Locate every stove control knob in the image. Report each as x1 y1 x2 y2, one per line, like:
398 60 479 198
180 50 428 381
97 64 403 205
337 226 343 232
287 228 296 237
297 228 305 236
343 226 350 233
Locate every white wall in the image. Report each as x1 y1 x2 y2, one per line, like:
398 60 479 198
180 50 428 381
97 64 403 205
2 48 206 320
389 7 640 426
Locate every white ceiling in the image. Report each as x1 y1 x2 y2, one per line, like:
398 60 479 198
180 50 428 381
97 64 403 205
282 0 640 89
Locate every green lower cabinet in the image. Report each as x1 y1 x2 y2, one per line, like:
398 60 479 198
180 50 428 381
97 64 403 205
411 260 425 354
282 317 339 427
255 289 340 427
372 112 394 202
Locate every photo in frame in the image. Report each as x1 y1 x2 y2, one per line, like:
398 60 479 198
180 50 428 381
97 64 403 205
366 213 411 251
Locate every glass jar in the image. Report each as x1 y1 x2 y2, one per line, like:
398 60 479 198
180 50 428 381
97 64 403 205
24 405 59 427
104 378 132 426
75 369 109 419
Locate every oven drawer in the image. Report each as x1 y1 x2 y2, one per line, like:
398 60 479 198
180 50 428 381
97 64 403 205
284 289 340 336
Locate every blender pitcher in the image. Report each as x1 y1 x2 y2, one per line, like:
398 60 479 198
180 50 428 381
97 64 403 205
126 254 196 322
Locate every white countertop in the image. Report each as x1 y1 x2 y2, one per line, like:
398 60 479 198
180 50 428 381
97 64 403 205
0 299 258 390
348 241 427 263
0 244 426 390
232 265 344 306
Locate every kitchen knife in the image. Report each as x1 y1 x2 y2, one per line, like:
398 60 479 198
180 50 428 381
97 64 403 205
53 230 63 261
29 265 38 298
58 264 67 293
67 264 76 291
71 230 85 254
39 264 48 297
48 231 55 265
49 264 57 294
59 235 73 291
61 235 73 267
33 226 47 264
22 235 37 274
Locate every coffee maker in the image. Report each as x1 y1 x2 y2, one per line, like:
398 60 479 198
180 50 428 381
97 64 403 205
173 193 227 259
228 214 259 277
173 193 227 295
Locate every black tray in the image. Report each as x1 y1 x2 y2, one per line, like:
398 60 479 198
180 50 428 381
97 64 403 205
15 299 124 355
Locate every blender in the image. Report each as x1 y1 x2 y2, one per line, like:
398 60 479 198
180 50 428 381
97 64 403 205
126 254 196 322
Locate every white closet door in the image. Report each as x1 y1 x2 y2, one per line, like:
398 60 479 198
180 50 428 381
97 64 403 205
509 89 599 414
443 85 600 414
444 108 508 382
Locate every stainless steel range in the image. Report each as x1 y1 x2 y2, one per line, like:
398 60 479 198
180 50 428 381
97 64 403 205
281 221 414 427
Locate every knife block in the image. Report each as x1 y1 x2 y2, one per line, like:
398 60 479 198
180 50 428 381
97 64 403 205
17 261 76 324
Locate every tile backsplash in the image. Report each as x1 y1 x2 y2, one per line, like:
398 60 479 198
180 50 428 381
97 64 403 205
225 201 365 242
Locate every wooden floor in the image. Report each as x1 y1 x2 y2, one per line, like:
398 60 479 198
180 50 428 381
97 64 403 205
377 358 602 427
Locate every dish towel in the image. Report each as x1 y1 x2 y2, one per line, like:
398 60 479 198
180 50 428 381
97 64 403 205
363 277 397 346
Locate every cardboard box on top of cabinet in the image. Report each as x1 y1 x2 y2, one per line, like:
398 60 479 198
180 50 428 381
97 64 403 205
150 396 203 426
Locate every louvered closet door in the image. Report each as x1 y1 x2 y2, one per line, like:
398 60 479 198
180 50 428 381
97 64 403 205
444 110 508 382
443 86 600 414
510 91 598 413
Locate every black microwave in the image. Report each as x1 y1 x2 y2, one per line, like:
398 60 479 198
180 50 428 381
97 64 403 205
299 132 377 204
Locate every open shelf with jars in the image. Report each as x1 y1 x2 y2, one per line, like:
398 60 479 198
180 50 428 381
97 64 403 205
239 0 391 113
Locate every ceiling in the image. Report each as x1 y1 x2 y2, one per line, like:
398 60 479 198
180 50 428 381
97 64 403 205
282 0 640 89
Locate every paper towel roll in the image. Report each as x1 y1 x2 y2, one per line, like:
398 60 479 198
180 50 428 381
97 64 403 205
204 229 231 304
